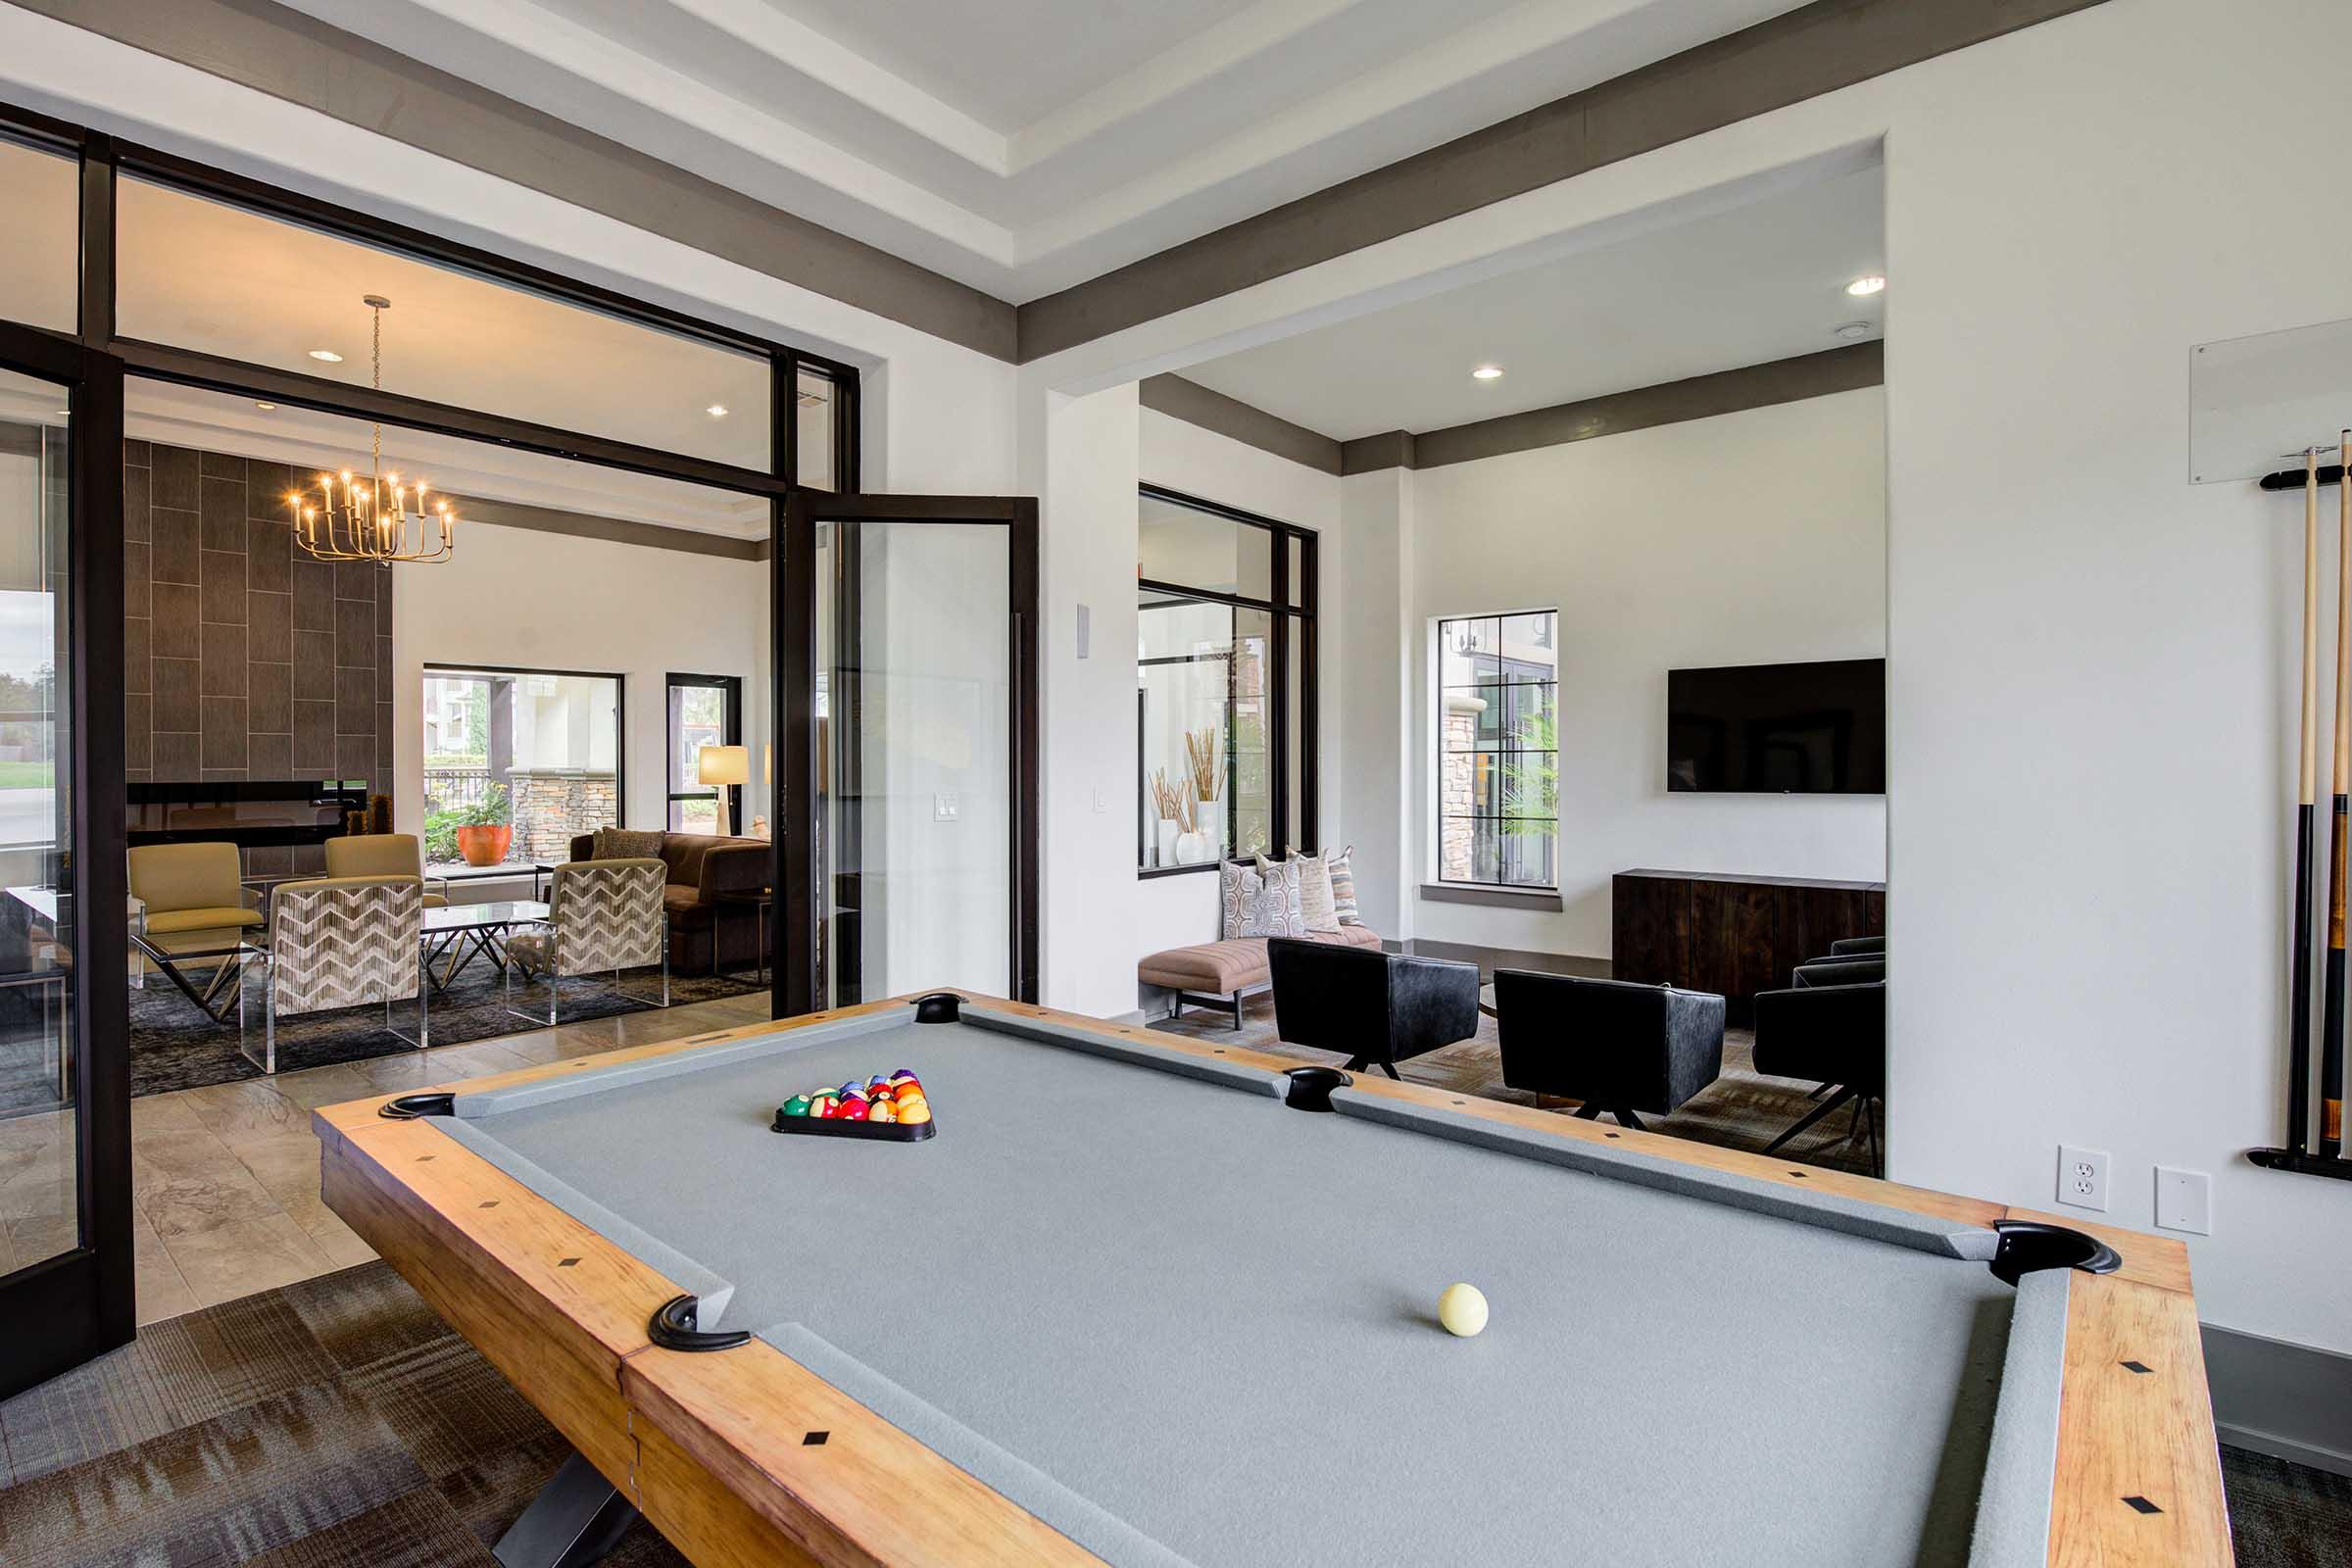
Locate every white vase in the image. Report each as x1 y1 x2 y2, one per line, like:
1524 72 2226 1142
1174 830 1211 865
1155 819 1179 866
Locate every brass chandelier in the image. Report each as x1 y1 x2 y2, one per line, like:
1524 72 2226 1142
285 295 457 564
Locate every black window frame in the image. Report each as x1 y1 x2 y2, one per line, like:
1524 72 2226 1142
1435 609 1560 892
1136 484 1318 877
665 671 745 832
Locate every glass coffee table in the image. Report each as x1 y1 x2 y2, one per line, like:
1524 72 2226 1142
421 900 551 995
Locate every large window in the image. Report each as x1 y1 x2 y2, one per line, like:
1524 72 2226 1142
667 672 742 833
421 664 621 868
1137 487 1315 872
1437 611 1558 889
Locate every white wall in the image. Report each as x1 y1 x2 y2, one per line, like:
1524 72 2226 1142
1133 410 1343 960
1403 387 1888 957
390 523 768 844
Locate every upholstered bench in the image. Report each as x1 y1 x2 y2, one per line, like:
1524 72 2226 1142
1139 925 1384 1029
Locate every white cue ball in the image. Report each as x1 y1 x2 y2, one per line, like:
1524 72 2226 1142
1437 1282 1489 1338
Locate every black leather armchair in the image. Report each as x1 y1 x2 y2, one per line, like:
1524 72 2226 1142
1793 955 1886 988
1267 939 1480 1078
1828 935 1885 957
1751 979 1886 1174
1491 972 1726 1128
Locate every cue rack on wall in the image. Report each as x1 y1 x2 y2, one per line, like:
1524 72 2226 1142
2251 436 2352 1182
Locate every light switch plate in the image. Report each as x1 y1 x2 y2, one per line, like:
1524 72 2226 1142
2154 1167 2211 1235
1076 603 1091 659
933 792 958 822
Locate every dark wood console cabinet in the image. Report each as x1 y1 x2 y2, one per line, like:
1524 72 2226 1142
1612 868 1884 1022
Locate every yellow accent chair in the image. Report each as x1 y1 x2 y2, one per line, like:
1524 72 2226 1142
125 842 264 1003
324 833 451 907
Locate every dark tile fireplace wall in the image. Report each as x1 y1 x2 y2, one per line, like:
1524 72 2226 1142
122 440 396 876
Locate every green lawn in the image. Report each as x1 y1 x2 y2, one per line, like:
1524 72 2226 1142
0 761 51 789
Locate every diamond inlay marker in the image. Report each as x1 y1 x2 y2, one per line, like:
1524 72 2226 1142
803 1431 829 1446
417 1154 435 1162
2120 1360 2153 1375
2122 1495 2162 1515
559 1257 580 1268
479 1200 499 1209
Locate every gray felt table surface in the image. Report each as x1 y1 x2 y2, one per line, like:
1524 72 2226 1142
434 1007 2049 1568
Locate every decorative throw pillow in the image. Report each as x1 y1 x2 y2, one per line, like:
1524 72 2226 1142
1218 859 1262 939
1321 845 1361 925
594 827 665 862
1260 851 1341 934
1248 857 1309 938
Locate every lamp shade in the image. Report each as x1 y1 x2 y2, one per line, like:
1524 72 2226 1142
697 744 751 787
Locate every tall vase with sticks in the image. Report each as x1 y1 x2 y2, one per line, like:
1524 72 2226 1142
1183 726 1224 861
1149 769 1184 868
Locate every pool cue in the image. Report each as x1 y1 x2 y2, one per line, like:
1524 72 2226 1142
2288 447 2320 1154
2328 429 2352 1157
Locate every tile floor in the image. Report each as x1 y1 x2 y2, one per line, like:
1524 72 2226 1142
120 992 773 1324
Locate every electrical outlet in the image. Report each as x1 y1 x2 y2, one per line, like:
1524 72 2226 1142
2057 1146 2109 1212
933 792 959 822
2154 1167 2211 1235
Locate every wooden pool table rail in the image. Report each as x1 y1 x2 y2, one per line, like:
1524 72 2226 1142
314 991 2230 1568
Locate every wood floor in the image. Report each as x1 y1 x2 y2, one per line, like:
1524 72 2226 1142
120 992 772 1324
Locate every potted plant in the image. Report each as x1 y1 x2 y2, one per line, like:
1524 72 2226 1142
452 784 514 867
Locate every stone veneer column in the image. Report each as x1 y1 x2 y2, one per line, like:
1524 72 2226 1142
1439 696 1484 882
508 768 620 861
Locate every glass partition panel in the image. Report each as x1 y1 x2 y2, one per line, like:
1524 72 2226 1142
797 368 837 491
118 178 771 469
1140 491 1271 599
816 520 1010 1004
0 137 76 333
0 370 76 1271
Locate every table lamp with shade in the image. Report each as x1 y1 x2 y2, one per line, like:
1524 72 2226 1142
697 744 750 836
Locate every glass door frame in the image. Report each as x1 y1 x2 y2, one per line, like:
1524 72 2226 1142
777 494 1040 1017
0 318 133 1397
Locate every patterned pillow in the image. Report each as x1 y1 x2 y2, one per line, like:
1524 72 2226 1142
1218 859 1261 939
1259 851 1340 934
1249 858 1308 938
1221 858 1303 939
1322 845 1361 926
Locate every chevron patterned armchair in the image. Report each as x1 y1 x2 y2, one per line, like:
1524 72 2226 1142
505 858 670 1025
259 874 426 1074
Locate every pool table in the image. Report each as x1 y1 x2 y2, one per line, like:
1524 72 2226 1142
314 993 2230 1568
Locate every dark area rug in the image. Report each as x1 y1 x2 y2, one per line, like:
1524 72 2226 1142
124 963 766 1100
0 1260 2341 1565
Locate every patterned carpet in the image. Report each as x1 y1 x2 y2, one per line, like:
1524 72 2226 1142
121 963 767 1102
0 1260 2342 1565
1149 995 1878 1176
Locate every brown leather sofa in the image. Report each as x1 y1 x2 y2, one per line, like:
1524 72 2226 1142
567 831 770 971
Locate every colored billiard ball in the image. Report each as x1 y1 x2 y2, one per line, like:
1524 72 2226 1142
809 1094 838 1118
868 1100 898 1123
836 1098 869 1120
896 1101 931 1125
781 1095 812 1118
1438 1283 1488 1338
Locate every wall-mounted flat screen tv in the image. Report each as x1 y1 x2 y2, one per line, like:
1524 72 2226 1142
1667 659 1885 794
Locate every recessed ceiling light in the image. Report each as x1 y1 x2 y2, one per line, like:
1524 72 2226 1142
1845 274 1886 297
1833 321 1874 341
706 404 729 417
1471 365 1504 381
308 349 343 363
255 402 277 412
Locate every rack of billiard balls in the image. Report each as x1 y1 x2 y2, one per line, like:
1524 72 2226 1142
770 1071 935 1142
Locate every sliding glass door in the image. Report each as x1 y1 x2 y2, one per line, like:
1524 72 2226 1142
779 495 1037 1013
0 323 132 1397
